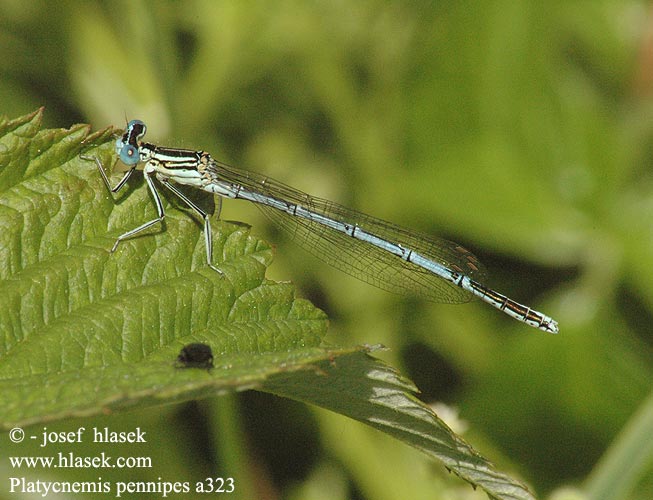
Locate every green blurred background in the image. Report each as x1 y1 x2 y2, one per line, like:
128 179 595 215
1 0 652 499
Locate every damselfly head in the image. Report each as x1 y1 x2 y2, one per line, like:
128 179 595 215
115 119 147 166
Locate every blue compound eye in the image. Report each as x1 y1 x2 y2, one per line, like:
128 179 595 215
123 120 146 148
126 120 146 139
119 143 140 165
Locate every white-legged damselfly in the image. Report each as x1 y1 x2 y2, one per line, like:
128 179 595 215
85 120 559 334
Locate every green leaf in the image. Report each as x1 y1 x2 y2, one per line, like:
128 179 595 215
585 389 653 500
0 108 329 425
263 351 537 500
0 110 536 500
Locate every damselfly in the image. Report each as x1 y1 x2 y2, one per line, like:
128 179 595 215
85 120 559 334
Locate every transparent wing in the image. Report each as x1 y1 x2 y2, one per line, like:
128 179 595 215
212 160 487 304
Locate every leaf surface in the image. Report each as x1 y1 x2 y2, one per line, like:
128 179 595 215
0 110 536 500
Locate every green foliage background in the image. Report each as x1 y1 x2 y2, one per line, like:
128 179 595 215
1 1 652 499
